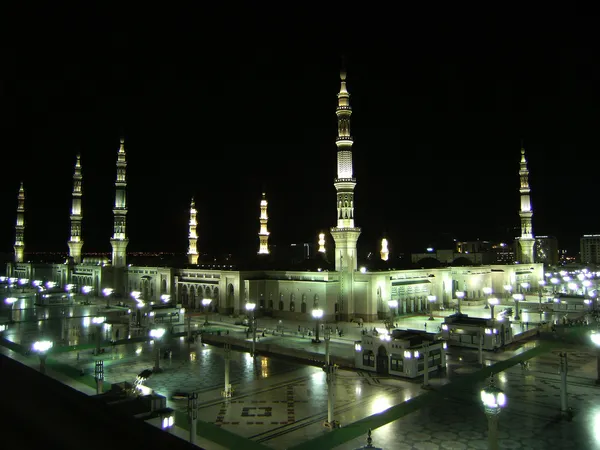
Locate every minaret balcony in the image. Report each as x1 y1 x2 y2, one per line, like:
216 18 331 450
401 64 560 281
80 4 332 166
335 136 353 142
336 105 352 111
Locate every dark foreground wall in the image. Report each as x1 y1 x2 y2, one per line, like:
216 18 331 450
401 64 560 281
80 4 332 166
0 354 200 450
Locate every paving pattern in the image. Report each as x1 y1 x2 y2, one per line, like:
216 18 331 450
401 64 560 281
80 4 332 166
3 302 600 449
333 349 600 450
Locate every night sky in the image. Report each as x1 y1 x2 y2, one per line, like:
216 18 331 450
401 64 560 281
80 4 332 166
1 9 599 260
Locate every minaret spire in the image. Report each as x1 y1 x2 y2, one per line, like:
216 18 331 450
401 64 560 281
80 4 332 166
380 238 389 261
188 197 199 264
13 182 25 263
518 144 535 263
258 192 270 254
110 137 129 267
330 66 361 271
68 154 84 263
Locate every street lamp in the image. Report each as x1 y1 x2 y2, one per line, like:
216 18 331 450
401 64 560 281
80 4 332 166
550 277 559 293
323 327 338 428
488 297 499 321
160 294 171 304
32 340 53 374
455 291 465 314
512 293 524 321
18 278 28 292
427 295 436 321
102 288 114 308
92 316 106 355
245 301 256 356
388 300 398 320
503 285 512 304
149 328 166 372
520 282 530 295
538 280 546 316
312 308 324 343
483 287 492 309
201 298 212 325
480 375 506 450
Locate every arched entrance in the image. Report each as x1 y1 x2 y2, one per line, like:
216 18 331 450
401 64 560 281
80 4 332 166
376 345 389 375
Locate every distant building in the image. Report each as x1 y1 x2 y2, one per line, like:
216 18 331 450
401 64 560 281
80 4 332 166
535 236 558 266
412 240 516 266
580 235 600 265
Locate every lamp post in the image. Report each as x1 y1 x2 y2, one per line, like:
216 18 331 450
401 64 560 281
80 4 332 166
18 278 28 293
422 342 430 388
550 277 559 294
32 340 53 374
512 293 524 321
520 282 530 296
427 295 436 321
590 290 598 313
480 375 506 450
245 302 256 356
582 279 592 297
488 297 499 321
483 287 492 309
312 308 324 343
503 284 512 302
82 285 93 304
92 316 106 355
323 327 338 428
187 392 198 444
590 332 600 385
149 328 166 373
558 352 569 416
102 288 114 308
455 291 465 314
5 297 17 323
222 343 233 397
131 291 144 326
538 280 546 320
388 300 398 321
202 298 212 325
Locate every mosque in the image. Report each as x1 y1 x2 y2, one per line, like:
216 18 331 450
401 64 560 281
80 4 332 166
4 69 543 322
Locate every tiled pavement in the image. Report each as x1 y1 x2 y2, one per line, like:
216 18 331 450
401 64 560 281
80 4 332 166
2 302 600 449
329 347 600 450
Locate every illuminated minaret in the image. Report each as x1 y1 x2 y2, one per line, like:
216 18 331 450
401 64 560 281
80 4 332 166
380 238 389 261
68 155 84 264
188 197 199 264
318 233 326 253
258 192 270 254
13 182 25 263
518 145 535 263
110 138 129 267
330 68 361 272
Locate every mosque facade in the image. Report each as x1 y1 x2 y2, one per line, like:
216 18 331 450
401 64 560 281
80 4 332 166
5 70 543 322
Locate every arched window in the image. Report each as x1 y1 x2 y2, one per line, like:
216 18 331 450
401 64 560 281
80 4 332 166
290 301 295 312
313 294 319 307
301 302 307 313
279 300 284 311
